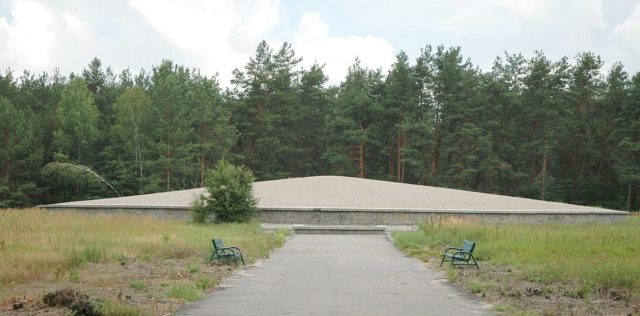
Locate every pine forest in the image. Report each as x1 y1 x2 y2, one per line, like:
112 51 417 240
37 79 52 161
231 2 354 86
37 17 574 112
1 41 639 211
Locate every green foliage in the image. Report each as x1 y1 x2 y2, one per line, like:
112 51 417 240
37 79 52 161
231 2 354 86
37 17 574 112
69 244 104 267
194 160 257 223
95 299 142 316
1 43 640 210
0 96 43 207
129 280 147 290
53 77 99 164
166 283 203 301
195 277 214 290
190 195 208 224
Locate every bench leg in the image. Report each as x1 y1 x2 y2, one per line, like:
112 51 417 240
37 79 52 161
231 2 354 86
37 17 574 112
238 252 245 265
469 255 479 269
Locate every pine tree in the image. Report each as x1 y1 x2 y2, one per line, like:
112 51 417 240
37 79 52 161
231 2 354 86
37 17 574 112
382 51 416 182
53 77 99 164
111 87 152 193
614 72 640 210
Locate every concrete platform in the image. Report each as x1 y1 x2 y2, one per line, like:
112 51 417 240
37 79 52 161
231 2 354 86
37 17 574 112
292 225 387 235
40 176 628 224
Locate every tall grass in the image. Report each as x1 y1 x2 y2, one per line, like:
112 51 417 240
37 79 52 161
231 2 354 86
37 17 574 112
0 208 287 286
393 216 640 294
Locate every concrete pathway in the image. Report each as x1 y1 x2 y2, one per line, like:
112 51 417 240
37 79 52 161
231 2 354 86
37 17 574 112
178 235 492 316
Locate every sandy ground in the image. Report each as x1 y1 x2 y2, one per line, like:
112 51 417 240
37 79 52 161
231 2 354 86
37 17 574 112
43 175 619 213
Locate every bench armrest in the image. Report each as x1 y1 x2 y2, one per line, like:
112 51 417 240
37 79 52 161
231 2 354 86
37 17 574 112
443 247 462 254
214 248 236 256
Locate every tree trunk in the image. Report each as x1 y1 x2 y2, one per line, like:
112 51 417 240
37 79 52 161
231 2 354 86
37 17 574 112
627 183 633 211
200 157 205 187
2 127 10 179
397 114 403 182
431 135 440 176
358 122 366 178
139 162 143 194
571 145 579 203
388 146 394 178
359 143 365 178
531 147 537 178
540 149 548 200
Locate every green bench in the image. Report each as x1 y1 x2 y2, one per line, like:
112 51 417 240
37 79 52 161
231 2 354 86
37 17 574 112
440 239 479 269
209 238 245 267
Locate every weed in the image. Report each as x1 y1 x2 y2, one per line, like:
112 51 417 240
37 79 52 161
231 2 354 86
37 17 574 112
129 280 146 290
446 267 458 282
166 283 202 301
195 277 213 290
187 263 200 273
467 279 492 294
68 269 80 283
96 299 142 316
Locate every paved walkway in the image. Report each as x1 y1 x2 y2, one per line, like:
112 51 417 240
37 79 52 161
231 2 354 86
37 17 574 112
178 235 492 316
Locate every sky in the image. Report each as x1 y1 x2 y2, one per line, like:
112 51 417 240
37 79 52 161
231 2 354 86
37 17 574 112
1 0 639 86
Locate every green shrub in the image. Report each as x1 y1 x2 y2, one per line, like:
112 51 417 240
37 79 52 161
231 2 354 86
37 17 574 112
192 160 257 223
190 195 208 223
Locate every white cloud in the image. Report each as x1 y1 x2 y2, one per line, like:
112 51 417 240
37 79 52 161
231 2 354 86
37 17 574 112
0 0 637 87
609 3 640 71
0 0 283 85
440 0 606 53
341 0 613 69
0 0 55 71
128 0 282 84
292 12 396 85
62 13 83 36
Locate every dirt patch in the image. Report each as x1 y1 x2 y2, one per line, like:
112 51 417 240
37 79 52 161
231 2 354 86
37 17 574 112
43 289 99 316
427 258 640 315
0 258 237 315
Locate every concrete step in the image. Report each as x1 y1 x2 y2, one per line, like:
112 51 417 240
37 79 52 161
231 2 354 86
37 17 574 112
292 225 387 235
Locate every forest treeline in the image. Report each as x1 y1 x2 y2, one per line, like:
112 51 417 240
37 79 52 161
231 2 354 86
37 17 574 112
1 41 639 210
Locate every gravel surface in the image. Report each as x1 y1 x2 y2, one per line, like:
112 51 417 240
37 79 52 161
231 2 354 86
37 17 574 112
44 175 617 213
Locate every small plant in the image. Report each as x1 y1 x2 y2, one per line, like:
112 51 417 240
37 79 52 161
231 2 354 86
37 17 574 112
69 244 104 267
68 269 80 283
95 299 142 316
446 267 458 282
166 283 203 301
418 216 443 235
187 263 200 273
467 279 492 295
195 277 213 290
130 280 147 290
190 196 208 223
192 160 257 223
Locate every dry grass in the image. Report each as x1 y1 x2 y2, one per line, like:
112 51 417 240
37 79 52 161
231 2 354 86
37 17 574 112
0 208 288 314
393 215 640 315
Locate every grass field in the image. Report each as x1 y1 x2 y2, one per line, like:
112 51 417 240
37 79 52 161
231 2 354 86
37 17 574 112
0 208 289 315
393 216 640 315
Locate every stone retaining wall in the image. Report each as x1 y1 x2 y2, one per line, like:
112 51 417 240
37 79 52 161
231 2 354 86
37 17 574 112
43 206 627 225
260 208 627 225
